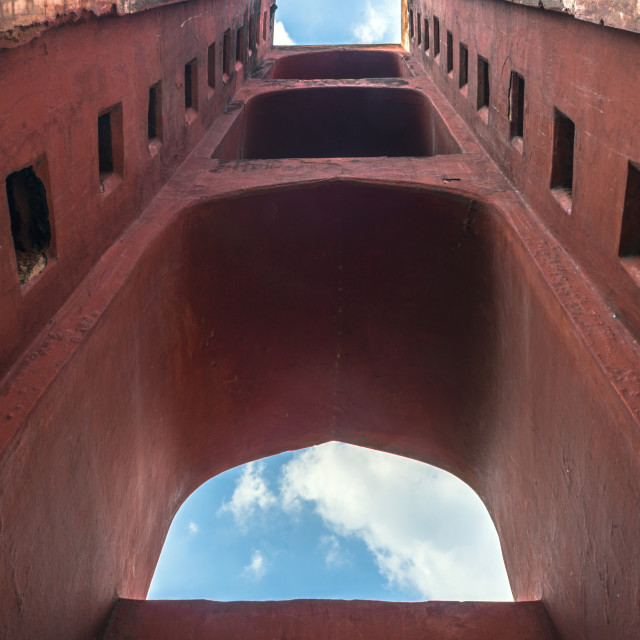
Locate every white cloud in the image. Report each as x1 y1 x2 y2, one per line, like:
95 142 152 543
243 550 267 580
188 521 199 534
219 462 276 529
352 0 400 44
280 442 512 601
274 20 296 46
320 534 348 567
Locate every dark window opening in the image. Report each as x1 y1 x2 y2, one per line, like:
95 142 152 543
619 163 640 257
98 111 114 174
185 58 198 111
148 81 162 141
424 18 429 52
223 29 231 78
550 109 575 206
208 43 216 89
446 31 453 72
98 103 123 194
509 71 525 139
433 17 440 57
236 26 244 66
417 13 422 45
409 10 414 39
477 56 490 110
5 164 52 284
459 43 468 88
249 15 255 52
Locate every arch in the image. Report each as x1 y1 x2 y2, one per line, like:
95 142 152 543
6 178 626 639
149 442 513 602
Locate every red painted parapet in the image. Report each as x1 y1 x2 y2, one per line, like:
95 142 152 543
103 599 558 640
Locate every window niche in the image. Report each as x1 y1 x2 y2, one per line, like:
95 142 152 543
235 26 244 69
433 17 440 58
148 81 163 143
417 13 422 46
508 71 525 148
223 29 231 80
446 31 453 73
619 162 640 260
5 159 53 285
184 58 198 119
477 55 490 119
98 103 124 195
424 18 429 53
550 108 575 212
459 43 468 91
249 14 256 55
208 42 216 92
409 9 414 39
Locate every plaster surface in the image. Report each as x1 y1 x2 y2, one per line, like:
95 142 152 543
104 599 557 639
1 11 640 640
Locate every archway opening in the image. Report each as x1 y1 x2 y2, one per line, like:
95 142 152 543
149 443 512 602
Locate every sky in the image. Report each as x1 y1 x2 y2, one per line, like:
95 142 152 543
273 0 401 46
149 442 513 602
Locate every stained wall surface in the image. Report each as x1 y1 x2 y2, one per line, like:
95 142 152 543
406 0 640 335
1 1 640 639
0 0 272 373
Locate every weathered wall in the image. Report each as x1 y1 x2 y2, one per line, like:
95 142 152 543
104 599 557 640
0 0 272 374
407 0 640 335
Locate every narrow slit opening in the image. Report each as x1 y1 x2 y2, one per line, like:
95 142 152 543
550 108 575 211
148 81 162 141
223 29 231 79
477 56 490 112
509 71 525 141
208 42 216 90
459 43 468 89
185 57 198 113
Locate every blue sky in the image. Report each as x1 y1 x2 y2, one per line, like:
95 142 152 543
149 443 513 602
273 0 400 45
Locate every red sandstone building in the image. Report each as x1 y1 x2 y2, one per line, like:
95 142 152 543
0 0 639 638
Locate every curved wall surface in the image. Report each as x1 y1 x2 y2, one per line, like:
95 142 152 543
2 178 640 639
270 49 409 79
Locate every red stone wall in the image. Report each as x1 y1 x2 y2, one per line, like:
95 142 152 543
0 0 272 373
406 0 640 333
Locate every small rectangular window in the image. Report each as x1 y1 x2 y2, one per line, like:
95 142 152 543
459 43 468 88
424 18 429 52
550 108 575 209
619 162 640 257
446 31 453 73
98 103 123 193
5 161 52 284
236 26 244 66
477 56 490 110
249 15 255 52
223 29 231 78
207 42 216 89
409 9 414 39
185 58 198 112
417 13 422 46
433 17 440 57
148 81 162 141
509 71 525 139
